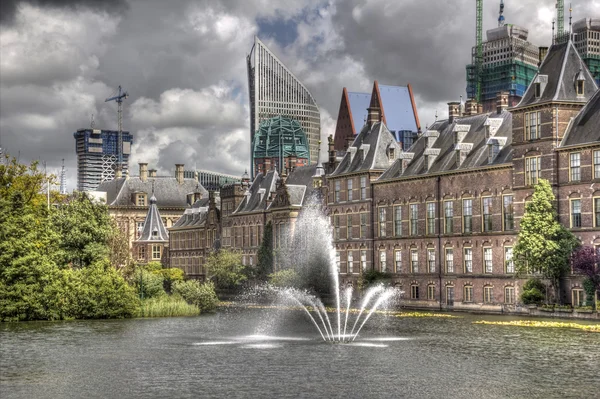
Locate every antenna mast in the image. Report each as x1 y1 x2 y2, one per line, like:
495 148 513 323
60 159 67 195
498 0 505 27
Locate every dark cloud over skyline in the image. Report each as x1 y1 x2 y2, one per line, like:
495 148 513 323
0 0 598 190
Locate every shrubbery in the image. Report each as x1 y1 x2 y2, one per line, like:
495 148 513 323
268 269 301 288
173 280 219 313
521 279 546 305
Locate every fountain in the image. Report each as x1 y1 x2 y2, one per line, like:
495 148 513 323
266 195 400 343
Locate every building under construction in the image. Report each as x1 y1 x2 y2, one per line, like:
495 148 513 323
74 128 133 192
183 169 241 192
573 18 600 85
466 24 540 111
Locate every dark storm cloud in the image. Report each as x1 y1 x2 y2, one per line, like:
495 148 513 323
0 0 129 24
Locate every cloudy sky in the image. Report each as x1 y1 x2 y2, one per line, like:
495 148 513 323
1 0 598 189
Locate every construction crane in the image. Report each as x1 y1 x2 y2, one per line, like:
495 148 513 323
498 0 505 27
556 0 564 38
105 85 129 174
59 159 67 195
475 0 483 103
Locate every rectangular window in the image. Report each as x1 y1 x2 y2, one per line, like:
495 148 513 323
379 207 386 237
505 247 514 273
136 221 144 238
411 285 419 300
463 199 473 233
334 181 341 202
427 285 435 301
360 250 367 271
570 152 581 182
484 286 494 303
464 248 473 273
427 249 436 273
594 150 600 179
446 286 455 306
335 251 341 273
380 251 387 272
347 179 353 201
394 250 402 273
595 198 600 228
484 247 493 273
137 246 145 260
503 195 514 230
525 111 541 140
525 156 541 185
482 197 493 232
505 287 515 304
571 199 582 228
137 195 146 207
445 248 454 273
347 214 353 239
410 204 418 236
394 206 402 237
426 202 435 235
411 249 418 273
152 245 161 260
444 201 453 234
360 176 367 200
347 251 354 274
572 289 585 307
464 286 473 302
360 213 367 238
334 215 340 240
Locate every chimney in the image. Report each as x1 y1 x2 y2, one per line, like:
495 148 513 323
367 106 381 126
175 164 184 184
328 134 336 170
496 91 509 114
139 162 148 182
448 102 461 123
464 99 478 116
148 169 157 178
538 47 548 66
115 166 122 179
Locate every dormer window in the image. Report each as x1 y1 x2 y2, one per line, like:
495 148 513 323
488 143 500 163
152 228 158 238
576 80 584 96
136 193 146 206
534 83 541 98
389 147 395 161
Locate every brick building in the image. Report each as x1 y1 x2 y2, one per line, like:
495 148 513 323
331 39 598 310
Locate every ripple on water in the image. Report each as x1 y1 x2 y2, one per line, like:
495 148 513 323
192 341 237 346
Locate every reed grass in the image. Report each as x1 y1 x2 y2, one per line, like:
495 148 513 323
139 295 200 318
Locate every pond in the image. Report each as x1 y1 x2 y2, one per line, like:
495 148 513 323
1 308 599 398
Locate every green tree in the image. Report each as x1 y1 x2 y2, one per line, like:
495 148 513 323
514 179 579 303
50 192 113 268
268 269 301 288
520 278 546 305
205 249 247 289
256 221 273 281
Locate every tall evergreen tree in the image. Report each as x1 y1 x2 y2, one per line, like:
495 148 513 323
256 221 273 281
514 179 579 303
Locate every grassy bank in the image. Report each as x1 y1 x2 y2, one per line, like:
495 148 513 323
138 295 200 317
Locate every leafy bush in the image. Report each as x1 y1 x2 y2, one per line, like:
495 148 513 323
268 269 301 288
206 249 247 289
139 295 199 317
523 278 546 293
173 280 219 313
363 270 392 286
133 269 165 299
521 287 545 305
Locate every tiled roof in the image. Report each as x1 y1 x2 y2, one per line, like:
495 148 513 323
170 198 210 229
561 88 600 147
380 109 513 180
331 121 401 176
516 40 598 107
234 170 279 213
137 195 169 242
96 176 208 208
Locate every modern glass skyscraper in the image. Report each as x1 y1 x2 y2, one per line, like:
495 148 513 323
247 36 320 177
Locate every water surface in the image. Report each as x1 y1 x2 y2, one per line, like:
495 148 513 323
1 309 598 398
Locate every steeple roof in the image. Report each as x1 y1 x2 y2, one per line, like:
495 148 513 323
137 195 169 242
516 39 597 108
